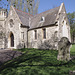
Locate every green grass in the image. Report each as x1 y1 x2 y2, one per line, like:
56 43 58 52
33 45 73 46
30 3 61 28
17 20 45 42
0 45 75 75
70 45 75 56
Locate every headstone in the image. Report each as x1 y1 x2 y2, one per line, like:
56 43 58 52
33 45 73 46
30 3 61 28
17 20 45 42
57 37 71 61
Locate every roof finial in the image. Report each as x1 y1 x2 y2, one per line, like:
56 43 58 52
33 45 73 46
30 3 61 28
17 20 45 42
61 3 64 6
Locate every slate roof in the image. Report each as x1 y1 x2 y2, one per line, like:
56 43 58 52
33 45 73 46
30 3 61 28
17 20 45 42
30 6 60 29
14 6 60 29
15 9 33 27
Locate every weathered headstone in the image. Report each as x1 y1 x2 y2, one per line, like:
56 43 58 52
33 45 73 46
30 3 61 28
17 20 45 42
57 37 71 61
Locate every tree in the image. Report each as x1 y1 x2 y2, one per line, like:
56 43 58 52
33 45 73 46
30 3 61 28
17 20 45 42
67 12 75 43
25 0 40 15
0 0 40 15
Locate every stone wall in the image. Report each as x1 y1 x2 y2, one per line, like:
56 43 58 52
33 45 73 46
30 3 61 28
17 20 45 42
0 3 71 50
56 3 71 42
28 3 71 50
5 6 28 49
0 10 6 49
28 26 59 50
19 27 28 48
0 28 5 49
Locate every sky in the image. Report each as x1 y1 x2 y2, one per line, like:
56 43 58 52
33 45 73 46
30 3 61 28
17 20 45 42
0 0 75 13
39 0 75 13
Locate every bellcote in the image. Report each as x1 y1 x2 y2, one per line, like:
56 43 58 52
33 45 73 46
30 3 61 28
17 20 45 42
0 9 7 20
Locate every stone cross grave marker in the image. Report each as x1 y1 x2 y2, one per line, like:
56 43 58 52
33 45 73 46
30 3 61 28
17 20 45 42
57 37 71 61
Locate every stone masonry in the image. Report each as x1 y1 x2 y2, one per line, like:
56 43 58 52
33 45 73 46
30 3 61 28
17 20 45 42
0 3 71 50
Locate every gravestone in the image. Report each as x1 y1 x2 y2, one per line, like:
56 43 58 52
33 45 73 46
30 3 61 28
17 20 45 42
57 37 71 61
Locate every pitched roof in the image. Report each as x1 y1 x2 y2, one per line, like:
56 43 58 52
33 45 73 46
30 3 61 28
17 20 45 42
14 6 60 29
29 6 60 29
15 9 33 27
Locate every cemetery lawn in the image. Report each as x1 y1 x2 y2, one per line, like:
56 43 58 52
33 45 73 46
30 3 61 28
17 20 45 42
70 45 75 56
0 45 75 75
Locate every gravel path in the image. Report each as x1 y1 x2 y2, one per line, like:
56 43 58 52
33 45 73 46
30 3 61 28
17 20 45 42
0 49 23 65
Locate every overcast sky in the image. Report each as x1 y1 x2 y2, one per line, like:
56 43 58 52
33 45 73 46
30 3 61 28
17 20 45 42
0 0 75 13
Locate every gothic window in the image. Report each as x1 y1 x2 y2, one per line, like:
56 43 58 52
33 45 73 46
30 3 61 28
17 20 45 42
54 31 58 36
21 32 24 40
9 19 14 27
54 31 58 41
34 30 37 39
43 28 46 39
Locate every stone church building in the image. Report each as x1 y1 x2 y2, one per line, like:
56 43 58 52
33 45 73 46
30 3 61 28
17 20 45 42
0 3 71 50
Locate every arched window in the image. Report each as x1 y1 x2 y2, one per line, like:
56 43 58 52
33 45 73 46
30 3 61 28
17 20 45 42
21 32 24 40
9 19 14 27
43 28 46 39
54 31 58 37
34 30 37 39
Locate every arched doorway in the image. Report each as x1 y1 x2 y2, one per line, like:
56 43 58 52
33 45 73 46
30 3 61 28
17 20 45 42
10 32 14 47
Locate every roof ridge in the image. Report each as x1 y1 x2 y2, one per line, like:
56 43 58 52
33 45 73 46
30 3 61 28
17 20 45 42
33 6 60 17
14 8 33 16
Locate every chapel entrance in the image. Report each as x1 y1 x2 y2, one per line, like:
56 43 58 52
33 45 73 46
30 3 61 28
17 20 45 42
10 33 14 47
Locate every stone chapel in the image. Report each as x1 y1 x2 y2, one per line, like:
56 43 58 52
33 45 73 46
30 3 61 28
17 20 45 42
0 3 71 50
